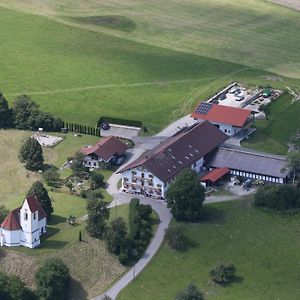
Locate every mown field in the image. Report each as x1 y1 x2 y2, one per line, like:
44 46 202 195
118 199 300 300
0 1 299 135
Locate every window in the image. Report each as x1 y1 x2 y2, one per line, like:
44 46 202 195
149 174 153 179
33 212 36 220
157 184 162 188
132 171 137 175
24 213 28 221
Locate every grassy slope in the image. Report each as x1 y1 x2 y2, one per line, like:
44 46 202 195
1 0 300 79
242 93 300 154
0 130 101 208
118 199 300 300
0 3 299 134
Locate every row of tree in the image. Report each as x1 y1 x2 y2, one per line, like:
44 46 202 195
0 93 63 131
255 184 300 211
0 258 70 300
85 198 153 266
64 122 101 136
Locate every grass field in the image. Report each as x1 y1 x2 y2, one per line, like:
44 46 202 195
118 199 300 300
242 93 300 154
0 130 103 208
0 1 299 135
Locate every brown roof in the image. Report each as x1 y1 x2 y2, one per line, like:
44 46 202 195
1 207 21 231
81 136 128 161
26 195 47 221
191 102 252 127
119 121 228 182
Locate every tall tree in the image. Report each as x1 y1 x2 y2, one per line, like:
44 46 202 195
0 92 12 128
19 138 44 171
27 181 53 217
86 199 109 239
71 152 86 177
287 151 300 186
0 205 9 223
35 258 70 300
0 272 37 300
166 169 205 221
106 217 127 255
12 95 39 129
175 283 204 300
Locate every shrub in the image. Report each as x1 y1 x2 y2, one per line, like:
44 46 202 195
43 167 62 188
0 205 9 223
210 263 236 284
106 217 127 255
176 283 204 300
165 225 186 250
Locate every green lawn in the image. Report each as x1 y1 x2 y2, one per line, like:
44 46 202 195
242 93 300 154
118 199 300 300
44 133 100 168
0 2 299 134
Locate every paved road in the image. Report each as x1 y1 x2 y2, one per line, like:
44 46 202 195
93 114 252 300
94 194 171 300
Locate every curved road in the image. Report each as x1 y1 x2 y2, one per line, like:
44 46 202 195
93 115 246 300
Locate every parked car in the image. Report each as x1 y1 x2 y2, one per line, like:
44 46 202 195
229 86 239 93
236 95 245 101
101 122 110 130
218 94 226 101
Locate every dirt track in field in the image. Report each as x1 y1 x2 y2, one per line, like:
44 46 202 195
268 0 300 11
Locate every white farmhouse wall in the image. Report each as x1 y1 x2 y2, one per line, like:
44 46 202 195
191 157 204 173
83 155 112 168
121 168 165 198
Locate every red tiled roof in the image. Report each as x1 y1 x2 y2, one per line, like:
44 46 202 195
26 195 47 220
81 136 128 161
1 207 21 231
200 167 230 183
191 103 252 127
118 121 228 182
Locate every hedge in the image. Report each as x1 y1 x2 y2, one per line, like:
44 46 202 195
128 198 140 240
63 122 101 137
98 116 142 128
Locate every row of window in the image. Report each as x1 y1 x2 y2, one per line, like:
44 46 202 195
230 170 283 183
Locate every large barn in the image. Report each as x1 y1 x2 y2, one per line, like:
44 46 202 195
118 121 228 199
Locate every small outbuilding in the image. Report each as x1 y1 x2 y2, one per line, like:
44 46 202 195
200 167 230 186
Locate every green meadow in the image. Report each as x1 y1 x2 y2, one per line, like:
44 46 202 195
119 199 300 300
0 0 299 135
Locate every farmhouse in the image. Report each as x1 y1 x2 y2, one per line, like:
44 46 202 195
191 102 253 136
0 195 47 249
118 121 228 199
206 144 290 184
81 136 128 168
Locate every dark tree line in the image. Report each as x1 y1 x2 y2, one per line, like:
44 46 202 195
0 93 63 131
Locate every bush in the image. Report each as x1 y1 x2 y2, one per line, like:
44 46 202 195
254 184 300 211
43 167 62 188
80 190 87 198
176 283 204 300
210 263 236 284
90 171 105 189
106 217 127 255
165 225 186 250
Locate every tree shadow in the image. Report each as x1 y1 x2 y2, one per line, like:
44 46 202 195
215 275 244 287
48 214 67 225
200 207 227 224
67 277 89 300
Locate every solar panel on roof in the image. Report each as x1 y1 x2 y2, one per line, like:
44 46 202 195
195 102 213 115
